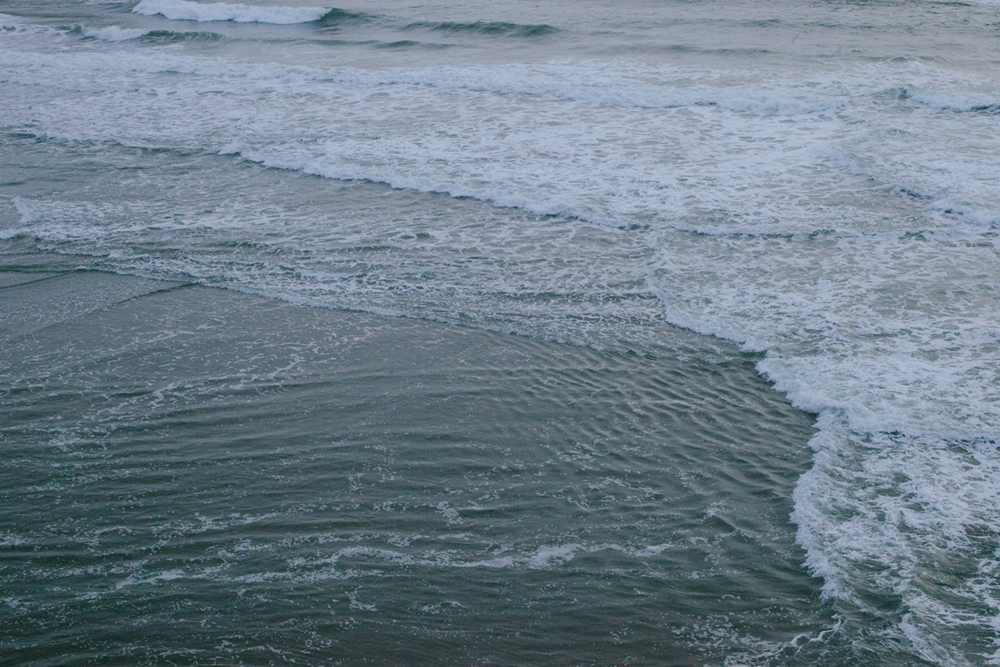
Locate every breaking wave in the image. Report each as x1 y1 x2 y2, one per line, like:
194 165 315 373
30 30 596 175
132 0 352 25
79 25 224 42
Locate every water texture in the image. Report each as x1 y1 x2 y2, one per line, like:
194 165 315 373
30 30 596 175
2 0 999 664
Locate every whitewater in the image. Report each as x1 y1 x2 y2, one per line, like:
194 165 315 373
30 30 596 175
2 0 1000 665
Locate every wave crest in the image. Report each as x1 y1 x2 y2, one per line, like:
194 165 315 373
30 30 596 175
76 24 224 42
133 0 338 25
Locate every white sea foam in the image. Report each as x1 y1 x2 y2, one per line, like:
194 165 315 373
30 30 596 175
133 0 332 24
0 51 882 235
0 13 67 38
528 544 580 568
0 13 24 28
0 49 848 115
115 568 186 589
793 416 1000 662
1 52 991 240
82 26 148 41
352 63 847 115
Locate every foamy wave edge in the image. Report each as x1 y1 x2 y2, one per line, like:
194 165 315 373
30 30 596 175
132 0 332 24
82 26 147 41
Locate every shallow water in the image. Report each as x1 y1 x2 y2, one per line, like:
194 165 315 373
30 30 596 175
2 270 830 666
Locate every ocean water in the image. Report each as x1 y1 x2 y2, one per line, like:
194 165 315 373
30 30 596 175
1 0 999 665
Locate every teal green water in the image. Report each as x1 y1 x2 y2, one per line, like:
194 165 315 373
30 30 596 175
1 268 832 666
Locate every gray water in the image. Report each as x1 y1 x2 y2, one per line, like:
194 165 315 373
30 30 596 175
2 0 1000 664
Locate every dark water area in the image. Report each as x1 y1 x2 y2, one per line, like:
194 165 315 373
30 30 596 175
1 269 832 666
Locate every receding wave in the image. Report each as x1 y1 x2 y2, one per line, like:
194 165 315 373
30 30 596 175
403 20 558 38
132 0 352 25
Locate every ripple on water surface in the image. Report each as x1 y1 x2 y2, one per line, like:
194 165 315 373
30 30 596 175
0 271 833 666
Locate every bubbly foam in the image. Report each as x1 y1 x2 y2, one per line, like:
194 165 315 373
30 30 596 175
0 13 67 38
0 51 902 235
82 26 148 41
793 416 1000 664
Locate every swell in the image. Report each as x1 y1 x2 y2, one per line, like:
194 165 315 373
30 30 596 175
139 28 225 42
76 25 225 42
402 20 558 38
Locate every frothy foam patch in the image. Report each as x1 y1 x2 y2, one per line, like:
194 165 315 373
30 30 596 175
115 569 186 590
82 26 147 41
0 12 23 28
329 62 847 115
0 13 67 38
793 416 1000 664
928 199 1000 228
650 223 1000 659
528 544 580 568
5 49 995 241
132 0 333 24
0 46 845 115
653 228 1000 435
0 532 27 547
1 193 662 352
11 197 33 224
835 111 1000 232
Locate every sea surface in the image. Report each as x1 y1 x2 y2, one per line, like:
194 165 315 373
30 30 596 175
1 0 999 665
